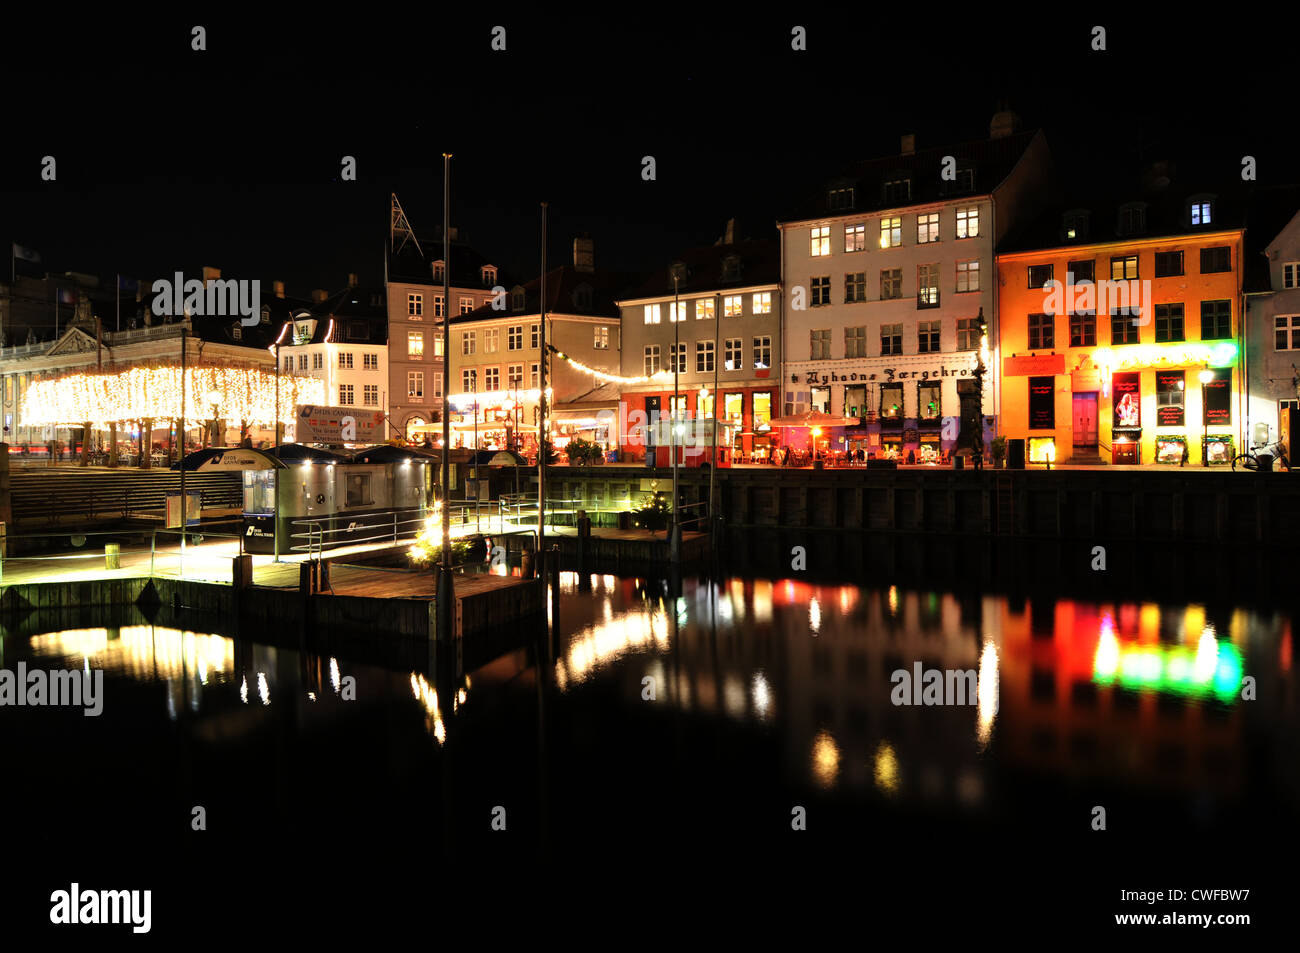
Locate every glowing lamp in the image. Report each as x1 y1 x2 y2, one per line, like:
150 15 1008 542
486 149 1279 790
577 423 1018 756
1199 369 1215 384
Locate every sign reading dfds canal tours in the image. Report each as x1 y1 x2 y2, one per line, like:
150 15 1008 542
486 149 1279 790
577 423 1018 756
294 406 385 444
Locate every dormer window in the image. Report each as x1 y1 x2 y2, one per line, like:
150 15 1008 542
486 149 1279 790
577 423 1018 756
1118 203 1147 236
721 254 742 281
260 306 270 325
1188 195 1215 227
955 168 975 192
1063 209 1090 241
510 286 526 311
231 323 242 341
432 260 445 282
481 265 497 286
828 187 855 211
882 176 912 205
572 283 593 310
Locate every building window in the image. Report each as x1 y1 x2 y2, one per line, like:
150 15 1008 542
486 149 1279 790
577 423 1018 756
1068 259 1095 284
462 369 474 392
1284 263 1300 289
724 338 743 370
338 352 353 369
1200 300 1231 340
723 295 743 317
483 328 499 353
1119 205 1146 235
810 329 831 360
462 331 475 355
753 336 772 369
1110 256 1139 281
1028 264 1054 289
1069 311 1097 347
957 317 980 351
482 265 497 286
408 293 423 318
313 353 324 370
956 259 980 293
1111 308 1140 345
919 382 941 421
671 343 687 374
1156 371 1185 425
811 276 830 306
880 323 903 356
671 301 688 323
720 255 741 281
917 212 939 244
1190 201 1212 226
845 272 866 303
1275 315 1300 350
1028 313 1054 350
408 331 424 358
882 177 911 204
1154 303 1185 342
594 326 609 349
339 383 354 405
845 224 866 252
1064 210 1090 241
284 355 293 371
810 226 830 257
696 340 715 373
460 296 475 315
1154 251 1184 278
434 372 442 398
363 384 379 407
298 354 308 371
880 383 904 420
484 367 500 390
432 261 445 282
917 263 940 308
879 217 902 249
530 324 540 348
508 325 523 349
407 372 424 400
507 364 524 387
845 325 867 358
752 292 771 314
511 288 526 311
828 187 855 210
880 268 902 300
1200 246 1231 273
530 363 539 388
918 320 940 354
363 353 378 370
955 205 979 239
434 295 444 318
695 298 715 320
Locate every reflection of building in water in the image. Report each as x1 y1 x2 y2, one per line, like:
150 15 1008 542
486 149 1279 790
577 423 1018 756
997 600 1257 794
29 627 235 683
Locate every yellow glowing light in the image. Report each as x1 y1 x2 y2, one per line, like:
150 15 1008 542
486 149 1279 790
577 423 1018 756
873 741 900 795
551 348 673 386
19 364 324 428
811 730 840 788
977 639 999 749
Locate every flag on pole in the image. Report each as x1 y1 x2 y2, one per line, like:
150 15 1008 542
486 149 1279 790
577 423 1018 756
12 243 41 263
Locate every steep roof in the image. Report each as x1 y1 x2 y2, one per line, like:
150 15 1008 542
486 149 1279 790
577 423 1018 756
1243 185 1300 294
619 239 779 301
782 129 1044 222
453 264 640 323
388 231 508 289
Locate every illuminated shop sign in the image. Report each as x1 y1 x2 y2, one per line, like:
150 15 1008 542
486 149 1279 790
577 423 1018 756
797 360 976 385
1113 372 1140 428
1093 342 1237 372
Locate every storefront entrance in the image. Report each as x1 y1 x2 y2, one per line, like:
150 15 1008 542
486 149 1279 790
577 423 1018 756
1072 392 1098 453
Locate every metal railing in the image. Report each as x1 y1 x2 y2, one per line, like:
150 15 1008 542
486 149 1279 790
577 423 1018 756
288 509 428 555
676 500 710 531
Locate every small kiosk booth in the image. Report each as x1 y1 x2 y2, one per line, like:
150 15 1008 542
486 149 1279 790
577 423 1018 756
175 444 434 556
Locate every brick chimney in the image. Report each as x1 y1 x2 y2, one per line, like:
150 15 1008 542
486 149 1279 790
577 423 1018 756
347 273 358 288
900 134 916 155
990 105 1021 139
312 289 328 303
202 265 221 286
573 235 595 273
273 280 285 298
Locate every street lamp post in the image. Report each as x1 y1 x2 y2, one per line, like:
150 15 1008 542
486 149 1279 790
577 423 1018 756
1199 366 1215 467
668 261 688 562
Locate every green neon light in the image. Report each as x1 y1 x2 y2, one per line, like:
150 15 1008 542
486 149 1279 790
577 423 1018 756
1094 641 1242 702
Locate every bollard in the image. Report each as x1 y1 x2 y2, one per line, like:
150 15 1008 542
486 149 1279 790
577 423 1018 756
232 554 253 589
548 544 562 644
521 548 535 579
299 561 314 595
105 542 121 570
577 510 591 573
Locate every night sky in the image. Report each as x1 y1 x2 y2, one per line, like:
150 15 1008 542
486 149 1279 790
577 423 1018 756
3 11 1294 294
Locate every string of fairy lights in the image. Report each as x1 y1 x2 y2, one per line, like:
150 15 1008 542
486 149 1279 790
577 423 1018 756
19 363 326 428
546 344 671 385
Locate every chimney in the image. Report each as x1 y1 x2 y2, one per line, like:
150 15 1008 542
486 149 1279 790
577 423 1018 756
312 289 328 303
1142 160 1175 192
202 265 221 286
273 280 285 298
723 218 736 245
573 235 595 273
990 106 1021 139
347 272 358 288
900 134 916 155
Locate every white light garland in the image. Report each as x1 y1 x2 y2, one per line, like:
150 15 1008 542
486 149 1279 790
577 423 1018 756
19 364 326 428
550 348 672 386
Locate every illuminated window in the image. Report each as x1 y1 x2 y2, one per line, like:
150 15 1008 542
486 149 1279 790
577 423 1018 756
724 338 743 370
408 331 424 358
752 292 771 314
671 301 688 322
483 328 499 353
956 258 980 292
753 336 771 369
917 212 939 244
810 226 830 257
723 295 743 317
753 392 772 430
845 224 866 252
644 345 661 375
724 392 743 425
956 205 980 238
594 326 609 349
917 264 940 308
1190 202 1212 226
696 298 715 320
811 276 830 306
644 304 662 325
879 217 902 248
1110 256 1139 281
1028 437 1056 463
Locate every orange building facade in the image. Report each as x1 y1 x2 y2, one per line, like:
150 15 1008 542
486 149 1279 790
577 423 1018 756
997 228 1244 465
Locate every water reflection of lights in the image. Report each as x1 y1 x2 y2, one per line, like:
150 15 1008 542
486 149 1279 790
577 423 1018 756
888 586 900 616
28 627 234 683
751 673 772 720
239 676 248 704
410 673 446 745
722 674 746 718
1093 623 1243 702
808 597 822 635
556 608 671 690
330 658 341 693
811 730 840 788
257 672 271 706
976 639 999 748
873 741 900 795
